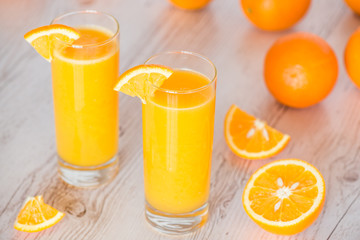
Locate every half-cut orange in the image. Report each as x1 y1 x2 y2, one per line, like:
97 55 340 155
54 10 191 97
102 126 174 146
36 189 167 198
114 64 173 103
224 105 290 159
24 24 80 61
242 159 326 235
14 195 65 232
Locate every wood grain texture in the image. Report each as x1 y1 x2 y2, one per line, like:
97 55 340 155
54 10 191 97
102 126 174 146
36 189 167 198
1 0 360 239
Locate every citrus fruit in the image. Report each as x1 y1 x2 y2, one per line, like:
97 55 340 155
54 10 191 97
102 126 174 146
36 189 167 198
344 0 360 15
345 28 360 89
243 159 326 235
264 32 338 108
240 0 311 31
169 0 212 10
14 195 65 232
24 24 80 61
224 105 290 160
114 64 173 103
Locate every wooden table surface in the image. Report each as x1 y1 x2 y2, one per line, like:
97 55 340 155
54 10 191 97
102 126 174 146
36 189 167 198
1 0 360 239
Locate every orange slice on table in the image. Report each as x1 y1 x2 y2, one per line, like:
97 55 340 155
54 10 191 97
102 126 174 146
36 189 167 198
14 195 65 232
114 64 173 103
242 159 326 235
224 105 290 159
24 24 80 61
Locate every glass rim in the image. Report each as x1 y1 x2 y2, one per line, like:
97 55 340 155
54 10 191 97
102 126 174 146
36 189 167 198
50 10 119 49
144 51 217 94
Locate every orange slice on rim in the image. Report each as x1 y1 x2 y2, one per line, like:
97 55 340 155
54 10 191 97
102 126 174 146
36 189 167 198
242 159 326 235
114 64 173 103
24 24 80 61
224 105 290 159
14 195 65 232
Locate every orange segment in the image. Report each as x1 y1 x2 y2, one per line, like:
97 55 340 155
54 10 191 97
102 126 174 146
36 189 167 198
243 159 326 235
224 105 290 159
14 195 65 232
24 24 80 61
114 64 173 103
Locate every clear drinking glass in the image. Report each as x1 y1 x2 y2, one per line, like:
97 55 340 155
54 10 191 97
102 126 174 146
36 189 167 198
142 51 217 234
50 10 119 187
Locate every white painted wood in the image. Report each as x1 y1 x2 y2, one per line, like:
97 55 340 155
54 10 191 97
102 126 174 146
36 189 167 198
1 0 360 239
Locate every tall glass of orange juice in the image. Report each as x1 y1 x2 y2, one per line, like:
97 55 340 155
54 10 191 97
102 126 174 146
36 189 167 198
50 10 119 187
143 51 217 234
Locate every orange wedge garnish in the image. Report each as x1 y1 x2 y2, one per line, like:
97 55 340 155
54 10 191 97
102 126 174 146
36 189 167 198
24 24 80 61
224 105 290 159
242 159 326 235
114 64 173 103
14 195 65 232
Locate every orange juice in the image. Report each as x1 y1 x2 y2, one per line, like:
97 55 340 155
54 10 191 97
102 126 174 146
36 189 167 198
143 69 215 214
51 26 119 167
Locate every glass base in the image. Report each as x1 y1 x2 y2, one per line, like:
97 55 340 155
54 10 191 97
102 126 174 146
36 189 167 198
58 155 119 188
145 201 208 235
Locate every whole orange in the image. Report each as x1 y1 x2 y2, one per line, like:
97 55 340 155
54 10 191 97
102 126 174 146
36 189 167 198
345 28 360 89
169 0 212 10
264 32 338 108
344 0 360 15
240 0 311 31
